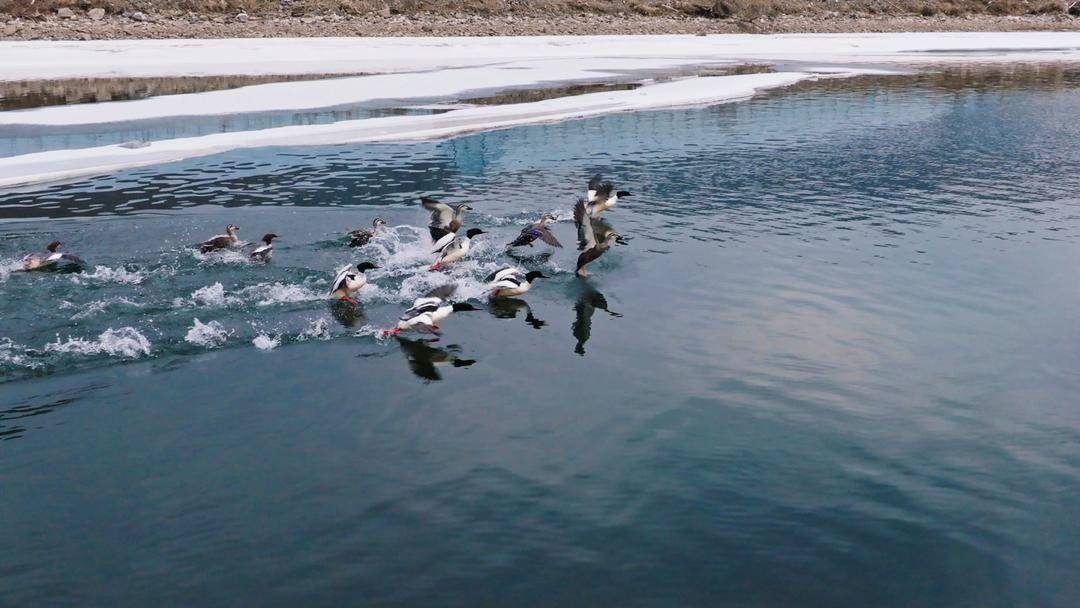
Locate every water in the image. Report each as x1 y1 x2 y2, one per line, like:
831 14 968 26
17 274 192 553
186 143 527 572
2 65 1079 606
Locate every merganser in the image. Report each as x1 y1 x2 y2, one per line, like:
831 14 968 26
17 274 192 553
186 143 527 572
328 261 379 304
383 284 475 336
575 200 626 277
199 224 240 253
242 233 278 262
21 241 84 271
506 213 562 249
422 197 472 241
485 266 549 298
430 228 485 271
584 176 631 219
348 218 385 248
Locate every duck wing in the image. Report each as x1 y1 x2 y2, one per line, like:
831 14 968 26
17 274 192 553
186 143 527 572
431 230 456 254
587 175 603 201
199 234 232 252
423 283 458 300
575 199 596 251
484 267 521 283
330 266 355 295
536 225 563 248
421 197 453 227
508 226 538 248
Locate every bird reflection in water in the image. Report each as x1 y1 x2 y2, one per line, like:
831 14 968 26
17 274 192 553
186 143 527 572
396 337 476 382
572 283 621 356
328 300 367 328
488 297 546 329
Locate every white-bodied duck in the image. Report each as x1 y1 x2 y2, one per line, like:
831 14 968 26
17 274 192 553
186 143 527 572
383 283 475 336
430 228 486 271
584 176 631 219
485 266 549 298
328 261 379 304
242 233 278 262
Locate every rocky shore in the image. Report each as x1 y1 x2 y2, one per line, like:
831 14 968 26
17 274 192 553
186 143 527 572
2 12 1078 40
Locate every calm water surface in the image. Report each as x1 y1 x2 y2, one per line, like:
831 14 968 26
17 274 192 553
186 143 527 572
2 66 1079 606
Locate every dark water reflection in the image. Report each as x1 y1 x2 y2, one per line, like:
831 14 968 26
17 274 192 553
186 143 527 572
1 64 1079 606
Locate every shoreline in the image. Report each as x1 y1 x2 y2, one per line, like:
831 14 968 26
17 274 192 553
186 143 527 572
2 14 1079 41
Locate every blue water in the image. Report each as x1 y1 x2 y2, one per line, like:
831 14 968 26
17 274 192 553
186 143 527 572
2 66 1079 606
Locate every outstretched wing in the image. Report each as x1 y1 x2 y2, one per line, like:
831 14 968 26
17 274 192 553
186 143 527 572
421 197 453 227
587 175 603 202
330 266 354 294
575 199 596 251
536 226 563 248
592 182 614 205
485 267 521 283
431 231 456 254
423 283 458 300
401 302 441 322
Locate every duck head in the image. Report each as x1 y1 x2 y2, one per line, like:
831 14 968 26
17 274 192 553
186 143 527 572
46 240 62 252
525 271 549 283
356 262 380 273
226 224 240 236
373 218 386 230
455 204 473 214
261 233 279 245
465 228 486 239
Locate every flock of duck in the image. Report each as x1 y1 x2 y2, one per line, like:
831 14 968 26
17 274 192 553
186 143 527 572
16 177 630 339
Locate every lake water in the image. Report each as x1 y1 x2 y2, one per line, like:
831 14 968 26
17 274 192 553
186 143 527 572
2 65 1079 606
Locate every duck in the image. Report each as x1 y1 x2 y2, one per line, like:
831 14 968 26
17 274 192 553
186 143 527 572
242 233 278 262
21 240 84 271
422 197 472 241
328 261 379 304
430 228 485 271
199 224 240 253
485 266 549 298
575 200 626 277
348 218 385 248
383 284 475 336
506 212 562 249
584 176 631 219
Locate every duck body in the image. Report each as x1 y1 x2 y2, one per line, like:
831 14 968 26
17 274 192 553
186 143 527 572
422 197 472 241
507 213 562 249
485 267 548 298
242 233 278 261
584 176 630 219
574 199 625 277
200 224 240 253
349 218 385 248
386 284 463 336
328 261 379 304
431 228 485 271
21 241 84 271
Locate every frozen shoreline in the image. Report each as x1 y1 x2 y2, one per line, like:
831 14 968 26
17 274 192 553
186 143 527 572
1 33 1078 188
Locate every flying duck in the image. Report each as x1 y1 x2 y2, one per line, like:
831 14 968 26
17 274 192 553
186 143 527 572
199 224 240 253
21 241 84 271
430 228 485 271
383 284 475 336
422 197 472 241
242 233 278 261
348 218 385 248
575 200 626 277
328 261 379 304
485 266 549 298
584 176 631 219
506 212 562 249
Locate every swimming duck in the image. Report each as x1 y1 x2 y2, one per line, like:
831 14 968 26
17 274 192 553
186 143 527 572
348 218 385 248
506 212 562 249
584 176 631 219
383 284 475 336
328 261 379 304
422 197 472 241
575 200 626 277
199 224 240 253
485 266 549 298
21 241 84 271
430 228 485 271
242 233 278 262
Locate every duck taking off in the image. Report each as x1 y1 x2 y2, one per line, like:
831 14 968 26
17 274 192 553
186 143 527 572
431 228 485 271
584 176 631 219
383 284 474 336
21 241 84 271
575 200 626 277
348 218 385 248
506 213 562 249
328 261 379 304
485 267 549 298
242 233 278 262
422 197 472 241
199 224 240 253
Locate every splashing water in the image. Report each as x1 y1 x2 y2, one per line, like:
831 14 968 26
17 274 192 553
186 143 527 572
44 327 152 359
252 334 281 351
184 318 230 348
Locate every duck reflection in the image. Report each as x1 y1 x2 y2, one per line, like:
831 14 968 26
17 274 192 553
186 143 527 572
396 337 477 382
572 283 621 356
488 297 546 329
328 300 367 328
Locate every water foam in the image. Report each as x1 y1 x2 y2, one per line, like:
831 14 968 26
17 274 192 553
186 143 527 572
297 318 332 341
71 265 149 285
241 282 323 307
44 327 152 359
68 296 143 320
252 334 281 350
184 318 230 348
0 258 22 282
0 337 40 369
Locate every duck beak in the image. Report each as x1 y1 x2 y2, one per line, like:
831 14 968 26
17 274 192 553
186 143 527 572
615 236 629 245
